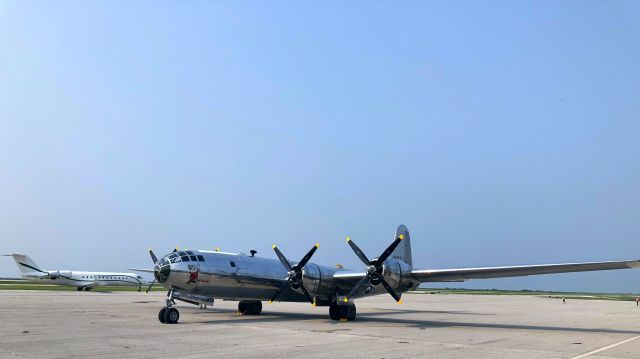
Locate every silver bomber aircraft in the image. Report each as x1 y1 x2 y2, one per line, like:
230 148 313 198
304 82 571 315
132 225 640 324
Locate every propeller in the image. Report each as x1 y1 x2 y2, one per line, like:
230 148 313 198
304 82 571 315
269 243 320 305
149 248 158 264
145 249 158 294
343 235 404 303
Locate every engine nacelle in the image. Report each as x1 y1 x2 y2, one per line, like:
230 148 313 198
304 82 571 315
381 259 417 293
301 263 335 297
48 270 72 279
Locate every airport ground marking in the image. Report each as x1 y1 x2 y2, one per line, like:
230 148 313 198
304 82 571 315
571 335 640 359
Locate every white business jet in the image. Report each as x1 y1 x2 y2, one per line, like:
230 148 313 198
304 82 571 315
4 253 148 291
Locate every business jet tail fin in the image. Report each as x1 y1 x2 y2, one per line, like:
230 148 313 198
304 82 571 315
3 253 46 274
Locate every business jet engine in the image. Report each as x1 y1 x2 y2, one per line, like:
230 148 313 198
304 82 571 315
48 270 72 279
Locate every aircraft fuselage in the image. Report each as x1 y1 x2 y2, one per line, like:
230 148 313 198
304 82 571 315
156 250 349 303
154 249 414 305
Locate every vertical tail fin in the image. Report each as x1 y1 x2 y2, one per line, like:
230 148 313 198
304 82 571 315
391 225 412 266
4 254 46 274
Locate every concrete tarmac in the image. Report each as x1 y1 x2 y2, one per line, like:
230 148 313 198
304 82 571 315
2 291 640 358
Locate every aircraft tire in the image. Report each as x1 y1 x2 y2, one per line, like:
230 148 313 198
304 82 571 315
77 287 84 291
164 308 179 324
247 301 262 315
85 287 92 291
329 302 340 321
158 308 167 323
339 305 349 320
347 304 356 321
238 302 247 314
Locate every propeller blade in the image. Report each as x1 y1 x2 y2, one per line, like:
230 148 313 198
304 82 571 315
269 279 290 303
272 245 292 270
298 283 315 305
343 275 370 301
271 243 320 305
145 278 156 294
293 243 319 270
148 249 158 264
346 237 371 265
375 236 403 264
378 277 402 303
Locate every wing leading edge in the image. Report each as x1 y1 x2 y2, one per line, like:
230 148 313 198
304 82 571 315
412 260 640 282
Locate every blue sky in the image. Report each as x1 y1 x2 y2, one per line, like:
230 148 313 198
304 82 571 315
1 1 639 292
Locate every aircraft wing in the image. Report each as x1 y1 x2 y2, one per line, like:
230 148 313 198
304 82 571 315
128 268 155 273
412 260 640 282
333 270 366 281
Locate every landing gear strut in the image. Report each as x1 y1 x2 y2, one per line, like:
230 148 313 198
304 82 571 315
329 302 356 321
159 290 179 324
238 301 262 315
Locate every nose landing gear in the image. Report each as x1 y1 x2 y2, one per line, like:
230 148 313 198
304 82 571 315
159 290 179 324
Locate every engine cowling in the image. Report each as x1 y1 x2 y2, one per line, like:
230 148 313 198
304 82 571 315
381 259 417 293
301 263 335 297
48 270 72 279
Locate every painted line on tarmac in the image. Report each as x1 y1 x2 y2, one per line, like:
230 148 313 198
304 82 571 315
571 335 640 359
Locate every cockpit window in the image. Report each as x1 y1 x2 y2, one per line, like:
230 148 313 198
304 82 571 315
181 256 190 262
186 251 193 255
168 253 178 259
170 256 181 263
196 255 204 262
178 251 187 257
189 255 197 261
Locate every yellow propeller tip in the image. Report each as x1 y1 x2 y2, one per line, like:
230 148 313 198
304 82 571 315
268 300 272 304
343 297 349 303
272 244 277 249
399 234 404 240
346 237 351 242
315 243 320 248
398 299 403 304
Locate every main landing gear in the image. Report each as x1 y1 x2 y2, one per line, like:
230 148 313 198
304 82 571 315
329 302 356 321
77 287 92 291
159 290 179 324
238 301 262 315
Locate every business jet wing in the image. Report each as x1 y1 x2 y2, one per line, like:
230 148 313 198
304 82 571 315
412 260 640 282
